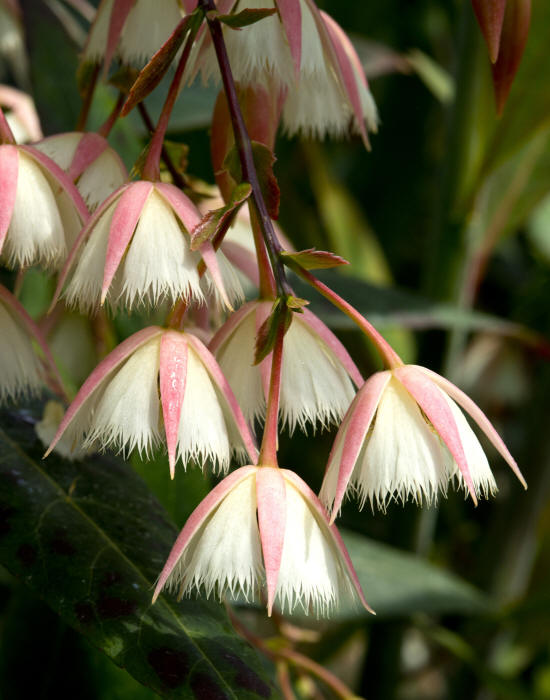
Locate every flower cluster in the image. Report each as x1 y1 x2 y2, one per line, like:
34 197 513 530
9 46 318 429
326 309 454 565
0 0 527 628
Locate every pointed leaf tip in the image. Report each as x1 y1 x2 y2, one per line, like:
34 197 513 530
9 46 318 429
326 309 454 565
472 0 507 63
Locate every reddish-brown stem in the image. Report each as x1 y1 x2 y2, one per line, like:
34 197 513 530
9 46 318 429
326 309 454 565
98 92 125 138
258 317 286 468
75 64 100 131
142 29 196 181
295 266 402 370
226 606 357 700
199 0 291 299
136 103 187 189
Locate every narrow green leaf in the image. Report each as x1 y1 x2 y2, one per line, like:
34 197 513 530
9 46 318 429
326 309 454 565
254 299 292 365
0 402 277 699
191 182 252 250
281 249 349 271
213 8 277 28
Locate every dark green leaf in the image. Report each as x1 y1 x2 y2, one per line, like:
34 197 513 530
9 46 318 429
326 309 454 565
254 299 291 365
338 530 490 619
0 402 277 699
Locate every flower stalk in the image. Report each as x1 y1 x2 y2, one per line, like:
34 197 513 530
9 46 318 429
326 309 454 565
258 314 286 467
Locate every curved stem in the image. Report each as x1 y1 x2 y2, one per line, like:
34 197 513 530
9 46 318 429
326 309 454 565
258 316 286 467
295 267 402 370
136 103 188 189
199 0 291 299
75 64 99 131
141 27 196 181
98 92 125 138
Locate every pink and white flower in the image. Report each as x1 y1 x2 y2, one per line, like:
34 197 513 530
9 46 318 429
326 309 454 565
83 0 186 71
187 0 377 142
46 326 257 475
53 180 242 312
209 300 363 431
153 465 371 616
0 143 88 269
34 132 127 211
0 284 64 403
320 365 527 517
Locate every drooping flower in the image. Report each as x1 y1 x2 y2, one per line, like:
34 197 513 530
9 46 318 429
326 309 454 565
0 143 88 269
0 284 64 403
153 465 371 616
186 0 377 143
320 365 527 517
52 180 242 312
45 326 257 476
209 300 363 431
82 0 186 71
34 132 127 211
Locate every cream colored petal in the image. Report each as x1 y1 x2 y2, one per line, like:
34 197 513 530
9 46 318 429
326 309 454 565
0 302 42 402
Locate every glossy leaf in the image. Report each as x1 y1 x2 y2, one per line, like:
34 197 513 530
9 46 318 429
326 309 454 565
191 182 252 249
0 402 276 699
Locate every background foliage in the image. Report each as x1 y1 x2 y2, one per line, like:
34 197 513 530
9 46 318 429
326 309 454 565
1 0 550 698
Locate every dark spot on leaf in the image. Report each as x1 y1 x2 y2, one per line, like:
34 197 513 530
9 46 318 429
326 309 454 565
16 543 37 566
190 672 229 700
49 528 76 556
148 647 190 689
74 602 95 625
0 503 15 536
97 596 137 619
101 570 123 588
224 652 272 698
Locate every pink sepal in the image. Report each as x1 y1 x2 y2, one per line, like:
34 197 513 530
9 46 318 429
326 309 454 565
155 182 201 232
67 132 109 181
199 240 231 309
413 365 527 489
159 331 189 480
153 465 258 602
208 300 257 354
256 467 286 616
20 145 90 222
186 333 259 463
51 185 127 311
282 469 373 613
395 366 477 504
104 0 135 73
44 325 163 457
301 307 363 387
329 371 390 522
0 144 19 253
102 180 153 303
320 11 369 147
182 0 198 11
0 284 66 400
277 0 302 80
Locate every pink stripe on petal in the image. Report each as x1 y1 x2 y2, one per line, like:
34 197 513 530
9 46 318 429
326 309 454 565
159 331 189 479
395 366 478 504
44 326 163 458
277 0 302 79
155 182 201 232
209 300 257 353
329 371 390 521
413 365 527 489
256 467 286 616
67 132 109 181
187 333 259 463
51 185 126 311
199 240 231 309
21 146 90 221
102 180 153 302
282 469 373 613
105 0 135 73
320 11 368 145
301 307 363 387
153 465 258 602
0 145 19 253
